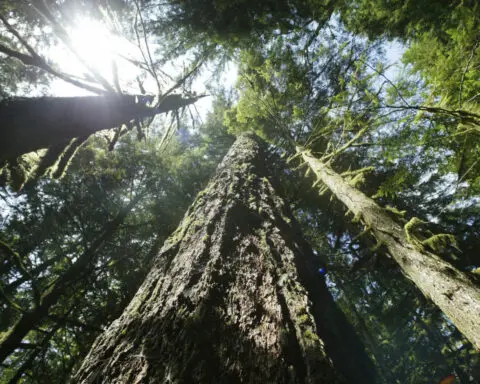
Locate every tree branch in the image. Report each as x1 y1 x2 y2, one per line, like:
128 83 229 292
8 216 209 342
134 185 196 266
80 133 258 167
0 15 107 95
31 0 115 93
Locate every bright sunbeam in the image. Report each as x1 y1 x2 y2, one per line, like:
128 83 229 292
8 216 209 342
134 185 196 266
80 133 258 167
49 17 142 96
47 15 220 121
68 19 119 75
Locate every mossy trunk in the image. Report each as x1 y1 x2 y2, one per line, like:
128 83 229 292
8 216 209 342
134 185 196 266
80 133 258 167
0 96 151 162
0 94 198 163
75 133 376 383
299 148 480 350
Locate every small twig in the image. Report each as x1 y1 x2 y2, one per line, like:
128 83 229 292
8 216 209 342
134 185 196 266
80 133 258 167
359 57 410 107
133 0 161 95
0 15 106 94
32 0 115 93
459 38 479 107
158 58 205 105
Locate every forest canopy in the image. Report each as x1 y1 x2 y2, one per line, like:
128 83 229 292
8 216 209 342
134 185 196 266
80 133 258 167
0 0 479 383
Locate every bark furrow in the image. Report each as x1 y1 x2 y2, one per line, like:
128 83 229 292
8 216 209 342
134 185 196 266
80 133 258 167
75 133 374 383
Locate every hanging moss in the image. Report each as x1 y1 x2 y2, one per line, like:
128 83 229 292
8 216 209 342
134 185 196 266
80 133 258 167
384 205 406 218
421 234 460 253
404 217 426 251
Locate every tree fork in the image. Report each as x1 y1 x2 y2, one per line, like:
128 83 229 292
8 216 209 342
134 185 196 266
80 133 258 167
75 133 375 383
298 147 480 350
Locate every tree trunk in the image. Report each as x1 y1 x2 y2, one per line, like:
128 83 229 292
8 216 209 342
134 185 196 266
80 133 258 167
298 148 480 350
0 94 199 163
75 133 376 383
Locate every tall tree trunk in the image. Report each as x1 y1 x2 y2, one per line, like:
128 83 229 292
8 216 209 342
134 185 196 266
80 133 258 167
0 94 198 163
75 133 376 383
298 148 480 350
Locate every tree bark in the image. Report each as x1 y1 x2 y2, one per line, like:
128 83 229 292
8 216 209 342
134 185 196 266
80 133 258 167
0 94 199 163
298 148 480 350
75 133 376 383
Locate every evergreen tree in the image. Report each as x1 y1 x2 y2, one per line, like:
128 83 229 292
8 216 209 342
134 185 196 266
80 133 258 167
0 131 225 381
297 148 480 350
1 0 480 382
75 133 375 383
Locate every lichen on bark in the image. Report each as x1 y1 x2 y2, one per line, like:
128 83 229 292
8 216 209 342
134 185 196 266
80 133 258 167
298 147 480 351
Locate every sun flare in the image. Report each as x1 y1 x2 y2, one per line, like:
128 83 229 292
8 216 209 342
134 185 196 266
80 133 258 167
68 19 118 74
49 17 142 96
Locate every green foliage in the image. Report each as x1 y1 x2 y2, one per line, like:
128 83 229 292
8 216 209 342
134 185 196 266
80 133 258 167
0 124 226 381
1 0 480 382
163 0 334 47
224 22 386 158
337 0 478 41
372 166 416 200
404 15 480 111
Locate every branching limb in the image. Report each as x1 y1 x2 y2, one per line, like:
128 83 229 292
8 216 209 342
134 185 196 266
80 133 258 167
32 0 115 93
0 284 25 313
321 125 369 162
0 15 106 94
0 240 40 305
133 0 161 95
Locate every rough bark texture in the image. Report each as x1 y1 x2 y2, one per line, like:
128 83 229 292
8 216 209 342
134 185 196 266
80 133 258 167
299 148 480 350
75 133 375 383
